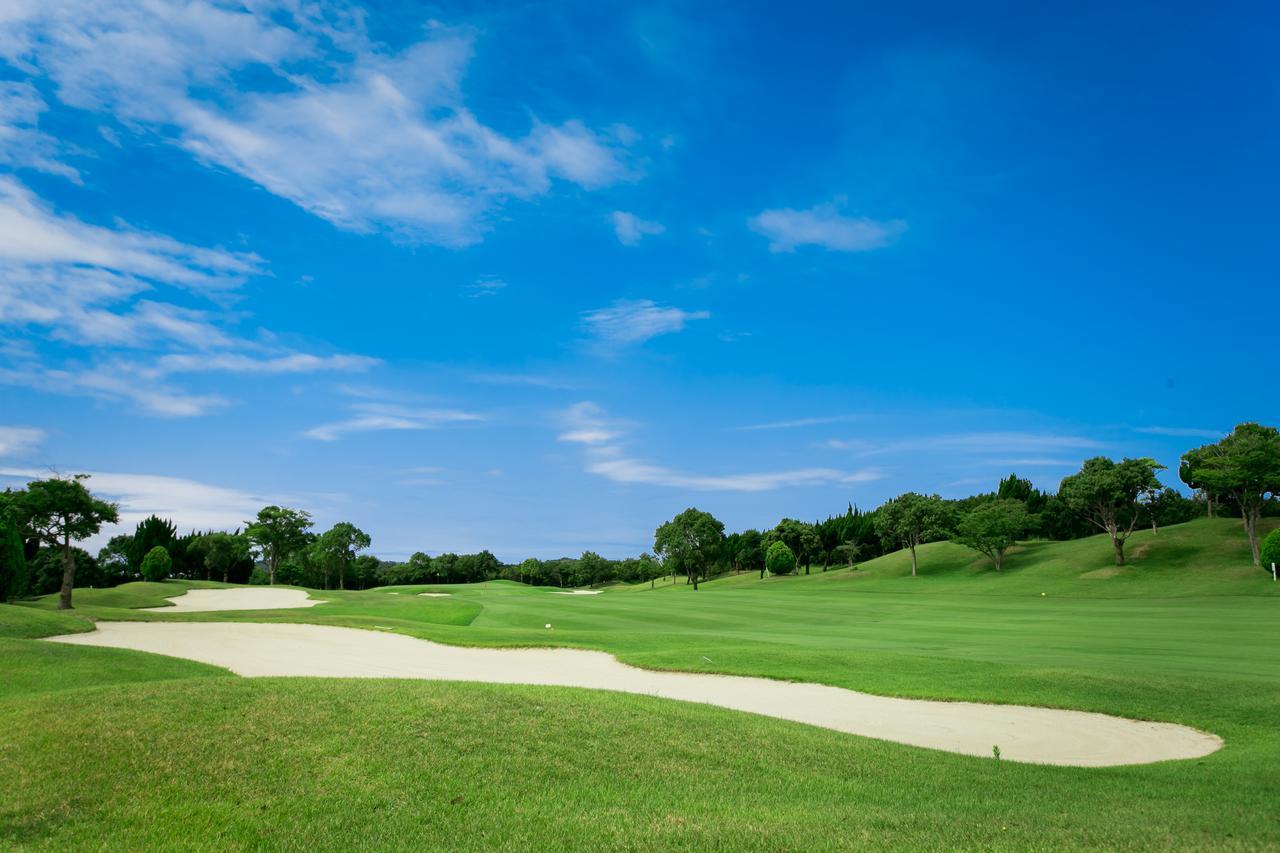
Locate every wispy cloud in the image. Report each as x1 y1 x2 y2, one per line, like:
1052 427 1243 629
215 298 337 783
582 299 709 346
557 402 882 492
305 403 484 441
463 277 507 298
0 426 45 457
0 175 377 416
862 431 1106 457
0 81 79 180
736 414 861 431
610 211 665 246
2 5 635 246
1134 426 1225 439
749 203 904 252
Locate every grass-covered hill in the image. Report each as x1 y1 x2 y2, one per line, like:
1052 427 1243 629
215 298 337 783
2 517 1278 848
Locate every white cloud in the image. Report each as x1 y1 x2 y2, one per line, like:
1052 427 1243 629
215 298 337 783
0 426 45 457
2 4 634 246
305 403 484 441
0 176 377 415
610 211 665 246
749 203 904 252
0 467 282 548
582 299 709 346
556 402 882 492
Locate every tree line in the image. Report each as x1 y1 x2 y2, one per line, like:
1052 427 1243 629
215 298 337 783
1 422 1277 606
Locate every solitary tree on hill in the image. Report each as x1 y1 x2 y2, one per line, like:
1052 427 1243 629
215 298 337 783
874 493 949 577
1180 424 1280 566
954 499 1028 572
1058 457 1163 566
13 475 118 609
654 508 725 591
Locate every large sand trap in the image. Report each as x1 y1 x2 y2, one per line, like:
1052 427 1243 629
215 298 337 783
141 588 322 612
418 593 451 598
49 622 1220 767
552 590 601 595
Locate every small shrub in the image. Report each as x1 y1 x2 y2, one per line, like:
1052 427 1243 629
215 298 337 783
1261 529 1280 573
140 546 172 582
765 541 796 576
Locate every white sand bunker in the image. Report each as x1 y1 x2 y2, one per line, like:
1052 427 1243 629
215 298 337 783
141 588 322 612
49 622 1220 767
552 590 601 595
418 593 451 598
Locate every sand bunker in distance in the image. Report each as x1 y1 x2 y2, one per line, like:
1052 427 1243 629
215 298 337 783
49 622 1221 767
551 590 601 595
141 588 322 612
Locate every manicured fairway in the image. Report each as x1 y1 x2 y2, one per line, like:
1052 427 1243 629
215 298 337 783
3 518 1279 848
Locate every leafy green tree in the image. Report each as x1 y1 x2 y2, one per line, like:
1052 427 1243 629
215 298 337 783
0 517 27 601
578 551 610 587
765 519 822 575
13 475 118 609
517 557 542 585
1058 457 1164 566
954 499 1028 571
140 545 172 582
873 493 949 577
312 522 371 589
1180 424 1280 566
189 532 250 583
654 508 725 591
835 541 861 569
244 506 313 585
764 541 796 576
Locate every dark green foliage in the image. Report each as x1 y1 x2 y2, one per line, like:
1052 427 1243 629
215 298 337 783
187 532 251 583
1260 529 1280 573
0 520 28 601
127 516 177 572
765 541 796 575
140 546 172 582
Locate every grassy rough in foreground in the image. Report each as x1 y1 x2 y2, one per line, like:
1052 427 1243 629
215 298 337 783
1 518 1278 848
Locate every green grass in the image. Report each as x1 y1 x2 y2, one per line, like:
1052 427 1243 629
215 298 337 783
2 517 1279 848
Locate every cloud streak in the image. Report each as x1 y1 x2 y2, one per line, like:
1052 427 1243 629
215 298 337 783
749 203 904 252
305 403 484 441
582 299 709 346
558 402 882 492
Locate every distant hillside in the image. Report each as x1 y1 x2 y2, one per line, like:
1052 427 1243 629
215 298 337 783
641 518 1280 598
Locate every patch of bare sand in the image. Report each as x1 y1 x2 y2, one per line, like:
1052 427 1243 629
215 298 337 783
48 622 1222 767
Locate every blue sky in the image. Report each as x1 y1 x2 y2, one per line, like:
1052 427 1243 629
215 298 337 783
0 1 1275 559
